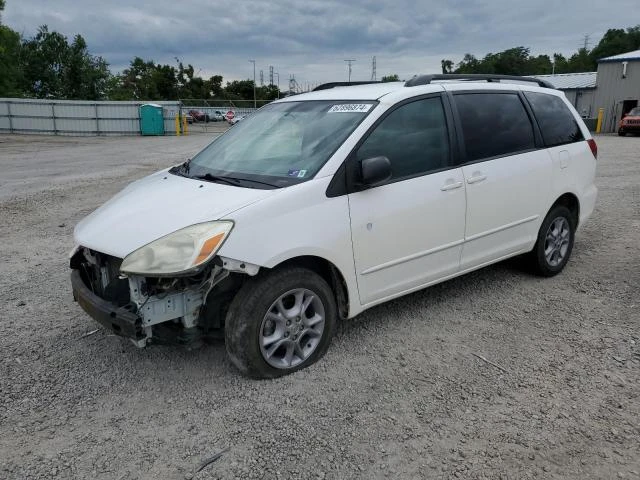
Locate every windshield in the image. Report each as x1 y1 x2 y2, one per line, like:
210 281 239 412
628 107 640 116
185 100 376 188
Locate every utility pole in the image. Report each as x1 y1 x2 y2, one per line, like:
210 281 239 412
249 59 256 108
582 33 591 51
344 59 355 82
274 72 280 98
269 66 274 86
260 70 264 86
371 56 377 81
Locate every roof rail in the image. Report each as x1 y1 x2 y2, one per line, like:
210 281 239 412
404 74 555 89
313 81 382 91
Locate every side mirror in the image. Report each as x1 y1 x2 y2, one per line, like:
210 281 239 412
360 156 392 187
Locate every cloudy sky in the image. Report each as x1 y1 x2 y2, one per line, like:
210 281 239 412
4 0 638 88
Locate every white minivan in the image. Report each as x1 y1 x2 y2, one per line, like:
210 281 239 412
71 74 598 378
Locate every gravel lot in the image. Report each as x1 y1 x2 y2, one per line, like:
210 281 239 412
1 133 638 480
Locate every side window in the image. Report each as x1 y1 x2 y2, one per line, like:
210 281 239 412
524 92 584 147
454 93 536 162
356 97 450 181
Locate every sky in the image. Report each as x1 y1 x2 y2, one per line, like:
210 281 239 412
4 0 638 89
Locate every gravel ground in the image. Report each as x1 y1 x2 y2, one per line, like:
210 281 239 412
0 133 638 480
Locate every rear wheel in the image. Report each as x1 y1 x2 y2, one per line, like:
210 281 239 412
225 267 337 378
528 205 576 277
618 129 626 136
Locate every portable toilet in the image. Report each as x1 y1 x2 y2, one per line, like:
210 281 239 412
139 104 165 135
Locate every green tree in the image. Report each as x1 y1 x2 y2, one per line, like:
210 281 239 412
381 74 400 82
0 25 22 96
224 79 255 100
552 53 569 74
441 59 454 74
20 26 67 97
455 53 481 73
527 54 553 75
590 25 640 61
20 26 109 99
62 34 110 99
115 57 159 99
206 75 224 97
567 48 596 72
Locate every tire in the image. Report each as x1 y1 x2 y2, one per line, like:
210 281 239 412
528 205 576 277
225 267 337 378
618 130 626 136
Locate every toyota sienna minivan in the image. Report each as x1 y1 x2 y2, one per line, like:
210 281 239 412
70 74 598 378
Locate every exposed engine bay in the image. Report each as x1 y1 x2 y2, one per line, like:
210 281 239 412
70 247 259 347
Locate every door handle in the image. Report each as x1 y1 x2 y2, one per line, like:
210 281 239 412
467 174 487 184
440 181 463 191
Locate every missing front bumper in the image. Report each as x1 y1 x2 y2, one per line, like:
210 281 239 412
71 270 147 341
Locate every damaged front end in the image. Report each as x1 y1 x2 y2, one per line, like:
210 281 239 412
70 247 258 347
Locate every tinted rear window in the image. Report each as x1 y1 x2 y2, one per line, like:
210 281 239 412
524 92 584 147
454 93 535 162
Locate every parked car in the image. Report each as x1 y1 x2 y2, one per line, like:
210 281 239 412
188 109 210 123
211 110 226 122
229 114 246 125
70 74 597 378
618 107 640 136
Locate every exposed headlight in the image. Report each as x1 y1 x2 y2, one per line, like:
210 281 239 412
120 221 233 276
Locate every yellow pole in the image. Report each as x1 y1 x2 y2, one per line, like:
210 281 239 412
175 114 180 137
595 107 604 134
182 115 188 135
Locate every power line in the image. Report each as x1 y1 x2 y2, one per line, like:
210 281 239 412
344 59 356 82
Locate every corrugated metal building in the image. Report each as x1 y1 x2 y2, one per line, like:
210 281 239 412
530 72 597 117
592 49 640 133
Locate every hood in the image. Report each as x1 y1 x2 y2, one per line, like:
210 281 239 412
74 170 277 258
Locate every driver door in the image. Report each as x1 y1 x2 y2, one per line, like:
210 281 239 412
347 95 466 305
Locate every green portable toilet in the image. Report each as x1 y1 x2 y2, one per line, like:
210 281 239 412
139 104 165 135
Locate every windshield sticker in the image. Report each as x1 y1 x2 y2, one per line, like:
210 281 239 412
328 104 372 113
287 169 308 178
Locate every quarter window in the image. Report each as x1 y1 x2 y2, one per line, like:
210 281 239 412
524 92 584 147
355 97 450 181
454 93 536 162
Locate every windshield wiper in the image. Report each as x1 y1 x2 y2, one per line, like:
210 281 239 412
233 178 281 189
193 173 243 187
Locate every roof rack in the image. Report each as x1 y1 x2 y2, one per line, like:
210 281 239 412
404 74 555 89
313 81 382 91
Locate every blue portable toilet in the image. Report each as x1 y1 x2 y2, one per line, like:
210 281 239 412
139 104 165 136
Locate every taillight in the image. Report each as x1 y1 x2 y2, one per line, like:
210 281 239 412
587 138 597 159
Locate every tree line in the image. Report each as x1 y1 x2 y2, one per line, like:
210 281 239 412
441 27 640 76
0 1 280 101
1 0 638 100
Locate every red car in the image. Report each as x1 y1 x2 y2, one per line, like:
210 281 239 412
188 110 211 123
618 107 640 136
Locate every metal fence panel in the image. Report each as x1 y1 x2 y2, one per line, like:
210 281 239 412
11 115 55 133
0 99 181 136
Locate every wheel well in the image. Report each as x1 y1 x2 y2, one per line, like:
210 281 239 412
273 256 349 320
551 193 580 226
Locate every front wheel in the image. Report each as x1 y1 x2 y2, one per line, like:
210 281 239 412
225 267 337 378
528 205 576 277
618 129 626 136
